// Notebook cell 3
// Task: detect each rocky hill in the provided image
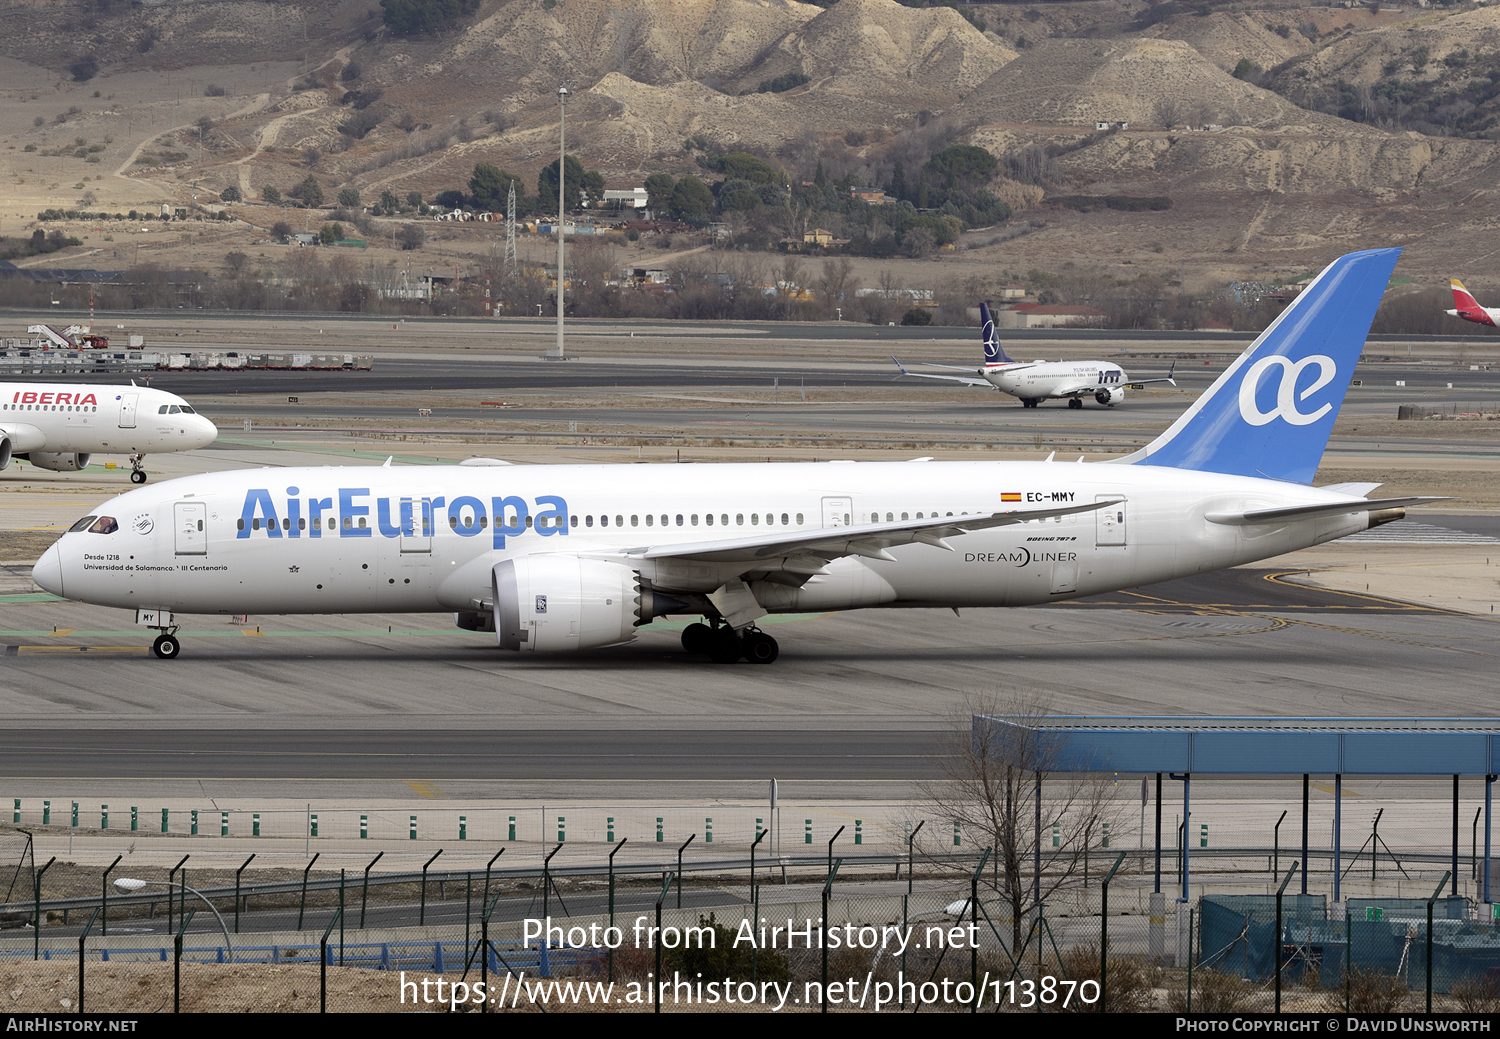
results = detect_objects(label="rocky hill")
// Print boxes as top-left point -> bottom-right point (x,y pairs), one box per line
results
3,0 -> 1500,289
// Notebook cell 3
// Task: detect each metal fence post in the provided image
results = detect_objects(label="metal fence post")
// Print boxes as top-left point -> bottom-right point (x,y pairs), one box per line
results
234,854 -> 254,935
676,834 -> 695,908
100,855 -> 122,937
297,853 -> 319,930
907,820 -> 925,895
971,847 -> 991,1012
361,851 -> 383,929
609,837 -> 627,982
76,905 -> 101,1014
173,909 -> 195,1014
320,906 -> 343,1013
654,872 -> 674,1015
1427,871 -> 1450,1013
543,842 -> 562,918
821,858 -> 842,1014
167,854 -> 189,935
420,849 -> 442,926
1100,851 -> 1127,1011
34,856 -> 55,961
1275,862 -> 1299,1013
750,829 -> 767,984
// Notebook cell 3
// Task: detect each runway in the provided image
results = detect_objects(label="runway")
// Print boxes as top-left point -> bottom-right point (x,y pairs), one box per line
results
0,325 -> 1494,799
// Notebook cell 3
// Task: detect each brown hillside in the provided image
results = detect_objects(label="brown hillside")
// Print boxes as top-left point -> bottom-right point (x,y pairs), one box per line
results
1270,6 -> 1500,88
955,37 -> 1322,131
1145,12 -> 1311,73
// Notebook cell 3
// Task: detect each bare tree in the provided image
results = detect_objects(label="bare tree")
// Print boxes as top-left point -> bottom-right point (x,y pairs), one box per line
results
922,693 -> 1123,953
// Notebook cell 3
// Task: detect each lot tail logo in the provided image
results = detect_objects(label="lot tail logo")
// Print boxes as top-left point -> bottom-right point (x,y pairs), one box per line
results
979,302 -> 1014,366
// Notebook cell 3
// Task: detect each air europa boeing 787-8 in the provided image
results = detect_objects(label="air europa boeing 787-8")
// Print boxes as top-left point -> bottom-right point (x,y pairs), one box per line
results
34,248 -> 1433,663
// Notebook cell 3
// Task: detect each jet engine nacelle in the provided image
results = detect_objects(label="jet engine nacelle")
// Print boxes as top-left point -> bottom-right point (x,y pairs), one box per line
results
1094,386 -> 1126,406
0,437 -> 11,471
27,451 -> 90,472
492,556 -> 686,652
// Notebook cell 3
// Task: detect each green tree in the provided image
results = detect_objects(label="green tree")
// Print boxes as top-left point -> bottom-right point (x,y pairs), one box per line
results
671,175 -> 714,225
261,185 -> 281,205
469,162 -> 522,211
537,155 -> 585,212
644,172 -> 676,214
220,186 -> 242,203
580,169 -> 606,208
337,186 -> 361,208
925,145 -> 998,188
319,222 -> 344,245
406,191 -> 423,209
293,176 -> 324,208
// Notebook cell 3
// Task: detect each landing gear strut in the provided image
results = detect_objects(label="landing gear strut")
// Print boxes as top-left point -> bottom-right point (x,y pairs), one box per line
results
129,455 -> 147,484
680,620 -> 779,664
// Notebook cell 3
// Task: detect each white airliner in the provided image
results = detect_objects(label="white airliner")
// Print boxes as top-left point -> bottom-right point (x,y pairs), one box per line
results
892,302 -> 1175,408
0,382 -> 216,482
1445,278 -> 1500,327
33,248 -> 1431,662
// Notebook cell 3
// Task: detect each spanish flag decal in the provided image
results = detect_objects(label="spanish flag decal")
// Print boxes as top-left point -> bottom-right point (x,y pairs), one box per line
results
1001,492 -> 1022,502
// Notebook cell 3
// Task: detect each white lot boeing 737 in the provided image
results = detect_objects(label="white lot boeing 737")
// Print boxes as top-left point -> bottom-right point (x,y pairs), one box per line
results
892,302 -> 1175,408
0,382 -> 216,482
34,248 -> 1431,662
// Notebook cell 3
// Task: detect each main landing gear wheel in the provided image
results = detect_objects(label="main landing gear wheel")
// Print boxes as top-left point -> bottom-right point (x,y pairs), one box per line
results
151,633 -> 180,659
1068,397 -> 1083,410
741,629 -> 779,665
707,626 -> 743,664
681,622 -> 713,655
1020,399 -> 1039,409
130,470 -> 146,484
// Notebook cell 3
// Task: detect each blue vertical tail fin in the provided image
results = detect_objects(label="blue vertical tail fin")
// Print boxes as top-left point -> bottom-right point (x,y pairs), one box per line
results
1118,247 -> 1399,484
980,302 -> 1015,365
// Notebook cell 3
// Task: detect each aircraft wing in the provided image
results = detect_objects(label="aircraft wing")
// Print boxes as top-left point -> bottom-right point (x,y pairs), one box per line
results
1128,361 -> 1177,389
629,500 -> 1113,566
891,356 -> 991,388
0,424 -> 47,452
1205,496 -> 1448,525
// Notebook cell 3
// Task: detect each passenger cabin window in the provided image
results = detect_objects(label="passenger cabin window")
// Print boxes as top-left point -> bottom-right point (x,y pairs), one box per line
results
88,517 -> 117,534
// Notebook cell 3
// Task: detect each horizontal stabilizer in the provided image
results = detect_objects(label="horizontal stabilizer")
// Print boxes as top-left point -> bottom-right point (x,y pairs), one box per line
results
1205,496 -> 1448,525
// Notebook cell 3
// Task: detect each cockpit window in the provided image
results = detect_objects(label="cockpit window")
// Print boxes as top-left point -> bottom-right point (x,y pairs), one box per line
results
178,405 -> 195,414
168,405 -> 181,415
69,515 -> 97,532
158,405 -> 169,414
87,516 -> 118,534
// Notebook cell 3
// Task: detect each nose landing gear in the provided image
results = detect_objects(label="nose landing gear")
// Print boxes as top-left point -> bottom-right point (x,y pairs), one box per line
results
151,632 -> 180,659
129,456 -> 147,484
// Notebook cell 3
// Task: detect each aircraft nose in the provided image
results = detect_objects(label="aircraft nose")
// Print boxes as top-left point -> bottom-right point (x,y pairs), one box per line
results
192,419 -> 219,448
33,542 -> 63,597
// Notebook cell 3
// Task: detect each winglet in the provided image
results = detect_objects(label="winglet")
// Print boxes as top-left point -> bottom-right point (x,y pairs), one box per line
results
891,355 -> 909,375
383,456 -> 393,467
1167,359 -> 1177,387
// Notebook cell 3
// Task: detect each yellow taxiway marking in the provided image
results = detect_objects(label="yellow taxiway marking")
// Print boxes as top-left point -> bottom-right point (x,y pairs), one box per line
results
1312,782 -> 1362,798
406,781 -> 448,800
240,628 -> 265,637
44,629 -> 76,637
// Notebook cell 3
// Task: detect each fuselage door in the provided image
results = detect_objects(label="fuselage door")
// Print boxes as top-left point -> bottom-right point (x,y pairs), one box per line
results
821,496 -> 851,528
117,394 -> 137,429
174,501 -> 206,555
399,497 -> 432,553
1096,495 -> 1127,547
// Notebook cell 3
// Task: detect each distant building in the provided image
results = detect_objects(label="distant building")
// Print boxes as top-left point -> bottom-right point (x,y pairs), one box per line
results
601,188 -> 649,209
993,304 -> 1107,329
851,189 -> 894,205
803,228 -> 834,246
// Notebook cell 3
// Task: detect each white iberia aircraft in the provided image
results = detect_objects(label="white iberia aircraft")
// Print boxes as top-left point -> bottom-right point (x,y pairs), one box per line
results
34,248 -> 1434,663
1445,278 -> 1500,327
892,302 -> 1175,408
0,382 -> 216,482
